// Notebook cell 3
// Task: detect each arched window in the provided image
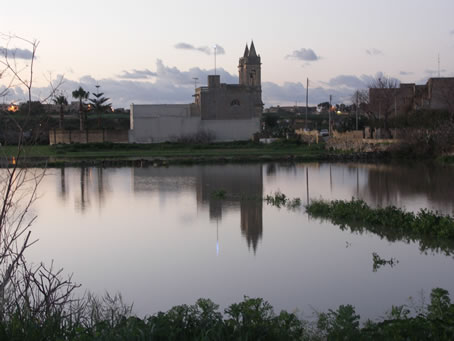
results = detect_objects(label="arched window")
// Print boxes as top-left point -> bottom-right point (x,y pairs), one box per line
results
230,99 -> 240,106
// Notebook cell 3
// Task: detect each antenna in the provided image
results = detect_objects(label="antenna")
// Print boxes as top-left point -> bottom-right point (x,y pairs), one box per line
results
305,78 -> 309,130
213,44 -> 217,75
192,77 -> 198,91
438,53 -> 440,77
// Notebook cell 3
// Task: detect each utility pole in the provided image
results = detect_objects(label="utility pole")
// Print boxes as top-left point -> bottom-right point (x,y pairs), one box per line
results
329,94 -> 332,137
305,78 -> 309,130
356,91 -> 359,130
394,96 -> 397,116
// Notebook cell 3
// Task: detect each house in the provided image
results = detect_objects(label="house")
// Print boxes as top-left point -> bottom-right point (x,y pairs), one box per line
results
368,77 -> 454,118
129,42 -> 263,143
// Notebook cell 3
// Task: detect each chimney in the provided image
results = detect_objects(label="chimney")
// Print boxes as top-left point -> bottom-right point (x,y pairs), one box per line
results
208,75 -> 220,88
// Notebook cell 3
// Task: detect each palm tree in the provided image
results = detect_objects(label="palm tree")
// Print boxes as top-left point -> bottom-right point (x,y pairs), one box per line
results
89,85 -> 111,128
72,87 -> 89,131
53,95 -> 68,129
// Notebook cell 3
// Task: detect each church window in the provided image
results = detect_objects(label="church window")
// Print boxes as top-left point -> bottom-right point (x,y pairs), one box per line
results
231,99 -> 240,106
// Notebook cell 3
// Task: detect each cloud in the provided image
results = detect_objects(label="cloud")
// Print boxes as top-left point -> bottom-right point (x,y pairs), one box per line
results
0,47 -> 34,60
327,74 -> 375,89
365,48 -> 383,56
399,71 -> 413,76
117,69 -> 157,79
286,48 -> 320,61
262,81 -> 355,107
3,60 -> 391,109
425,69 -> 446,76
174,42 -> 225,55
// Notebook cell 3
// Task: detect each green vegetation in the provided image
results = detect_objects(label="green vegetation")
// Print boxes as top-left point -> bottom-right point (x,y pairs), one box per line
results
0,141 -> 338,166
2,289 -> 454,340
306,198 -> 454,255
264,191 -> 302,209
439,155 -> 454,164
372,252 -> 399,272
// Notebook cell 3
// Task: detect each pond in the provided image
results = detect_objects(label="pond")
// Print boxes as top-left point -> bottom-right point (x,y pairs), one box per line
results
26,161 -> 454,320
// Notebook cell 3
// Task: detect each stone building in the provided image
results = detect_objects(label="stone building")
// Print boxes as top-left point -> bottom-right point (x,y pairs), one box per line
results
129,42 -> 263,143
368,77 -> 454,118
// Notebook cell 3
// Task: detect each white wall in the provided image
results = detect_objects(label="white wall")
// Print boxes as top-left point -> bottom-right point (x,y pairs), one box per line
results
129,104 -> 260,143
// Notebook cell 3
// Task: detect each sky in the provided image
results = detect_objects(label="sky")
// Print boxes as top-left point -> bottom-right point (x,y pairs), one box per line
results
1,0 -> 454,108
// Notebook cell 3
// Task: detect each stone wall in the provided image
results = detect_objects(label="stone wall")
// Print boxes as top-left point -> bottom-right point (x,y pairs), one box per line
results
327,137 -> 398,152
295,129 -> 319,143
49,129 -> 129,145
333,130 -> 364,139
199,84 -> 261,120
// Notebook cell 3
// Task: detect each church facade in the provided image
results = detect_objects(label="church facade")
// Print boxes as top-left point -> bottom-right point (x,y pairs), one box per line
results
129,42 -> 263,143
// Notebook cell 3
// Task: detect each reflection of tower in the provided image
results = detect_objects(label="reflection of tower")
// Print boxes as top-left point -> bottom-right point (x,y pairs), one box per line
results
196,164 -> 263,253
240,197 -> 263,253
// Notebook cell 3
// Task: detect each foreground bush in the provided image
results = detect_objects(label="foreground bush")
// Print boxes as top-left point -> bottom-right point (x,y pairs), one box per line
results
2,289 -> 454,340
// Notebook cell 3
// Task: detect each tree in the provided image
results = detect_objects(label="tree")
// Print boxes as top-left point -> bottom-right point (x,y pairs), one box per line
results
89,85 -> 111,128
0,34 -> 79,323
72,86 -> 89,131
368,75 -> 400,137
0,34 -> 63,117
351,89 -> 369,113
317,102 -> 331,112
53,94 -> 68,129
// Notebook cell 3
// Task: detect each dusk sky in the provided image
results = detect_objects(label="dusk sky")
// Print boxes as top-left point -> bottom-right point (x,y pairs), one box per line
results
1,0 -> 454,108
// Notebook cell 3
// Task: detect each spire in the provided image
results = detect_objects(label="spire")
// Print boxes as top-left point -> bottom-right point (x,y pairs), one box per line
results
249,40 -> 257,57
243,43 -> 249,57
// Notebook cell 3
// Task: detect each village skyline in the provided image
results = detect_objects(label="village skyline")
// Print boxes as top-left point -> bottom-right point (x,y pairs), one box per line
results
1,0 -> 454,108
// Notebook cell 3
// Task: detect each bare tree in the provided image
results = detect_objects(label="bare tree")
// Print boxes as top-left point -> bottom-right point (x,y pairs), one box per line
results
0,34 -> 132,331
0,34 -> 79,323
368,75 -> 400,137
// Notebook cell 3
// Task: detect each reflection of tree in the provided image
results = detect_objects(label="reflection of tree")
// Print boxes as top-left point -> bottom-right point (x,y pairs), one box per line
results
59,168 -> 67,201
362,163 -> 454,212
96,167 -> 110,209
76,167 -> 90,212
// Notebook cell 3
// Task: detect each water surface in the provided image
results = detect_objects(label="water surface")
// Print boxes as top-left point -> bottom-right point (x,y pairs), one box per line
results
27,161 -> 454,319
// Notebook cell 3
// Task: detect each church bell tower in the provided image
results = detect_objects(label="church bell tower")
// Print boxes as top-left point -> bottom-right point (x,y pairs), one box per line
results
238,41 -> 261,87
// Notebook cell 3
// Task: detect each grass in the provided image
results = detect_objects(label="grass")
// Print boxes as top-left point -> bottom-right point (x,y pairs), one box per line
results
0,141 -> 333,165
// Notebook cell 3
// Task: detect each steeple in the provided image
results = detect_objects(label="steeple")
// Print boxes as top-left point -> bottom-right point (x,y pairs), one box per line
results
249,41 -> 257,57
238,41 -> 261,88
243,43 -> 249,58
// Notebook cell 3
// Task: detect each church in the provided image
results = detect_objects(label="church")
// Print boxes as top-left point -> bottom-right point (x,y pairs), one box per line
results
129,42 -> 263,143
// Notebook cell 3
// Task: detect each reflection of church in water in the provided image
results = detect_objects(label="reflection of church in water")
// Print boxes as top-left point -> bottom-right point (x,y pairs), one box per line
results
133,165 -> 263,252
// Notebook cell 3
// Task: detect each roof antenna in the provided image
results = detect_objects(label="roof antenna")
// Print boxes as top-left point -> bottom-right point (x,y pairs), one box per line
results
438,53 -> 440,77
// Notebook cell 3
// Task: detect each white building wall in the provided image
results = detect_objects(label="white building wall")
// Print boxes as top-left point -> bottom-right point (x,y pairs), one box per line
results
129,104 -> 260,143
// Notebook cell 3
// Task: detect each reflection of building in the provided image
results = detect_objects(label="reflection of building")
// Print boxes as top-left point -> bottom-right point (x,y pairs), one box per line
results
132,165 -> 263,252
360,163 -> 454,213
195,165 -> 263,252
